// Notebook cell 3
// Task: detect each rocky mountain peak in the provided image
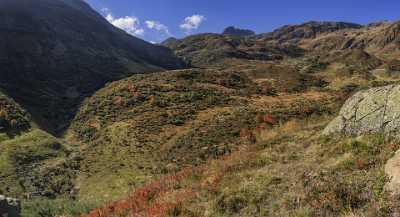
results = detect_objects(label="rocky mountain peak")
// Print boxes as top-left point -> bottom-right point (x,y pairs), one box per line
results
222,26 -> 255,37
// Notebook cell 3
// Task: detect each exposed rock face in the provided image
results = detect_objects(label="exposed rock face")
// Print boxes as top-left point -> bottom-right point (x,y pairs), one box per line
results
0,196 -> 20,217
162,33 -> 304,67
259,21 -> 363,43
323,85 -> 400,136
374,22 -> 400,47
222,26 -> 255,37
323,85 -> 400,195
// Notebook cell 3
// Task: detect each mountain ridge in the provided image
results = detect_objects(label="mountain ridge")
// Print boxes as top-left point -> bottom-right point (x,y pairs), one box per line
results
222,26 -> 256,37
0,0 -> 185,133
2,3 -> 400,216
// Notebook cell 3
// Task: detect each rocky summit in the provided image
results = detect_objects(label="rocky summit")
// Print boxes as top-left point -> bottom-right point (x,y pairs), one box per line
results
222,26 -> 256,37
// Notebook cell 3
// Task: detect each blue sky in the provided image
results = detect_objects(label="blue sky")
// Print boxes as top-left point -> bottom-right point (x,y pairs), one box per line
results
86,0 -> 400,43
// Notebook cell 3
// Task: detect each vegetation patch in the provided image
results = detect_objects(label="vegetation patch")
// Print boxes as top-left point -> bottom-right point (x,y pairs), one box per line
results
0,92 -> 30,135
0,129 -> 76,198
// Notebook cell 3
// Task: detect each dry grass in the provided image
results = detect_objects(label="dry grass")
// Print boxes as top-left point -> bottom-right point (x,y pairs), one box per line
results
80,115 -> 399,217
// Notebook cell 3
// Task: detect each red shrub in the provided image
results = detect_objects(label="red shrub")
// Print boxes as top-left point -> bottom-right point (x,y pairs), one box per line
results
386,143 -> 400,151
355,159 -> 366,170
80,168 -> 198,217
262,114 -> 277,125
114,96 -> 124,105
256,114 -> 277,125
126,82 -> 138,94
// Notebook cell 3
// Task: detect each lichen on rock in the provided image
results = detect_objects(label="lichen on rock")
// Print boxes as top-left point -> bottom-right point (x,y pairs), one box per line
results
323,85 -> 400,136
324,84 -> 400,195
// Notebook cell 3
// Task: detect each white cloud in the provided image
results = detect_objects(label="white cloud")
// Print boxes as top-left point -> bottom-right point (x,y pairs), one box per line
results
180,14 -> 206,32
145,20 -> 172,36
103,8 -> 144,36
101,7 -> 111,14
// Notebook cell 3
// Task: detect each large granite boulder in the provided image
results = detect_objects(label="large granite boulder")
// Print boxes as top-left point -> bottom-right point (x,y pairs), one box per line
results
0,195 -> 20,217
323,84 -> 400,194
323,85 -> 400,136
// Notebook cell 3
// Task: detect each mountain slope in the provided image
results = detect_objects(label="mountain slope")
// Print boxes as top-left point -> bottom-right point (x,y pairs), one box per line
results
294,21 -> 400,60
162,33 -> 304,67
0,91 -> 30,135
162,21 -> 366,67
0,0 -> 184,133
65,62 -> 338,201
0,91 -> 75,199
4,14 -> 400,216
259,21 -> 363,43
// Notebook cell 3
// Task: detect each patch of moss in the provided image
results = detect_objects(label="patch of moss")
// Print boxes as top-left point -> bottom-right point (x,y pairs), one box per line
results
0,129 -> 76,198
21,197 -> 96,217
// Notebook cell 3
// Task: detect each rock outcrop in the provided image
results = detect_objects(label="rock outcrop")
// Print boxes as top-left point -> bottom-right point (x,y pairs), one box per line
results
162,33 -> 304,67
259,21 -> 363,43
222,26 -> 255,37
323,85 -> 400,136
324,85 -> 400,195
0,196 -> 20,217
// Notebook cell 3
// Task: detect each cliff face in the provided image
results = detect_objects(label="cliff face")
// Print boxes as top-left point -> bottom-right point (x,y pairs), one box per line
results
0,0 -> 184,132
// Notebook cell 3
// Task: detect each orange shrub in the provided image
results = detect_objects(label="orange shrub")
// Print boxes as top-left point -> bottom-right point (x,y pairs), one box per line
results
80,168 -> 197,217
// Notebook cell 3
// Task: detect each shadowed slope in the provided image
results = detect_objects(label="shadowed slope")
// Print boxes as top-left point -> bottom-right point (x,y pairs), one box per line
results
0,0 -> 185,133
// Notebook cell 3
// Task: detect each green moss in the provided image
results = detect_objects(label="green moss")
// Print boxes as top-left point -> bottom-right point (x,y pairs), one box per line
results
0,129 -> 75,197
21,197 -> 96,217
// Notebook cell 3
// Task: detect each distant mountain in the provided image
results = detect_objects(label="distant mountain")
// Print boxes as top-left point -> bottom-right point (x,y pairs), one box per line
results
222,26 -> 255,37
162,33 -> 304,67
161,37 -> 179,47
0,0 -> 185,133
298,21 -> 400,59
163,21 -> 400,68
259,21 -> 363,43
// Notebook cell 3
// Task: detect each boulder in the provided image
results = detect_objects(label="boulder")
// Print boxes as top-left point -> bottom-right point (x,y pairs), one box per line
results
323,85 -> 400,136
323,84 -> 400,195
0,195 -> 21,217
